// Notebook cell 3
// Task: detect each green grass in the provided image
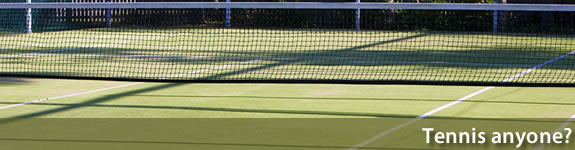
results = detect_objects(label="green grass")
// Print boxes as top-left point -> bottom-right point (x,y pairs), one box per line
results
1,28 -> 575,84
0,78 -> 574,118
0,78 -> 574,150
1,28 -> 575,149
0,78 -> 476,118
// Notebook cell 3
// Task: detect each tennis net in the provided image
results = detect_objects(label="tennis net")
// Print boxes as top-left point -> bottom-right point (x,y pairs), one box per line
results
1,2 -> 575,86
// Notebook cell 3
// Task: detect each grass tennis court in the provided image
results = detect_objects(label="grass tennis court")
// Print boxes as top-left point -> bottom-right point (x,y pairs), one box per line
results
3,2 -> 575,149
1,78 -> 575,118
0,78 -> 574,150
2,28 -> 575,84
1,29 -> 575,150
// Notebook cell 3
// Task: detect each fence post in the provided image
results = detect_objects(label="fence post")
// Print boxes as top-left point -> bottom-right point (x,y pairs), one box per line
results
26,0 -> 32,33
492,0 -> 498,33
106,0 -> 111,27
355,0 -> 360,30
226,0 -> 231,27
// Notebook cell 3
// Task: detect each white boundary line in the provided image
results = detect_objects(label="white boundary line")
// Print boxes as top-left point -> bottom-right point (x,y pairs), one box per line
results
532,113 -> 575,150
0,45 -> 97,59
347,50 -> 575,150
417,86 -> 494,119
0,60 -> 260,111
0,34 -> 145,50
0,82 -> 142,110
0,32 -> 192,109
0,36 -> 167,59
0,38 -> 84,50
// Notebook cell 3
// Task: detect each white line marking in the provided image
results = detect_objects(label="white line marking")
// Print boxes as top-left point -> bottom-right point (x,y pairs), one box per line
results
346,86 -> 495,150
0,60 -> 260,111
0,35 -> 168,59
0,45 -> 96,59
502,50 -> 575,83
0,35 -> 119,50
0,82 -> 142,110
384,60 -> 532,68
347,50 -> 575,150
417,86 -> 494,118
347,118 -> 422,150
0,39 -> 85,50
532,114 -> 575,150
0,33 -> 171,50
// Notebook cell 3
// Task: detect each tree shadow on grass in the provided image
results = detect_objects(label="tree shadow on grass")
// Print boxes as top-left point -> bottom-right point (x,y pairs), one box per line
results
2,31 -> 574,84
1,32 -> 573,120
0,138 -> 431,150
0,34 -> 428,120
2,27 -> 574,150
0,101 -> 569,123
0,77 -> 29,85
2,101 -> 418,118
3,83 -> 182,119
129,94 -> 575,106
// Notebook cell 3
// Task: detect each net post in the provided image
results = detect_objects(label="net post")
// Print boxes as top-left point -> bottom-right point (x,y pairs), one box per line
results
105,0 -> 111,27
355,0 -> 360,30
225,0 -> 231,28
493,0 -> 498,33
26,0 -> 32,33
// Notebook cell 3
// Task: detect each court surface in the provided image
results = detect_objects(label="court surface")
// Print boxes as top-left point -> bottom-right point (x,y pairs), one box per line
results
2,28 -> 575,84
0,78 -> 575,150
0,78 -> 574,118
1,29 -> 575,149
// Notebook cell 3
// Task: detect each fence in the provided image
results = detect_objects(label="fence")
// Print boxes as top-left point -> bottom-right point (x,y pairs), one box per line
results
2,0 -> 575,34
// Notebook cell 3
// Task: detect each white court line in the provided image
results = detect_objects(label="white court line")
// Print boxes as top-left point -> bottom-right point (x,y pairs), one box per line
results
532,113 -> 575,150
0,33 -> 183,108
0,39 -> 84,50
346,50 -> 575,150
0,36 -> 167,59
0,46 -> 96,59
0,33 -> 170,50
0,60 -> 261,111
0,82 -> 142,110
417,86 -> 494,119
0,34 -> 123,50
